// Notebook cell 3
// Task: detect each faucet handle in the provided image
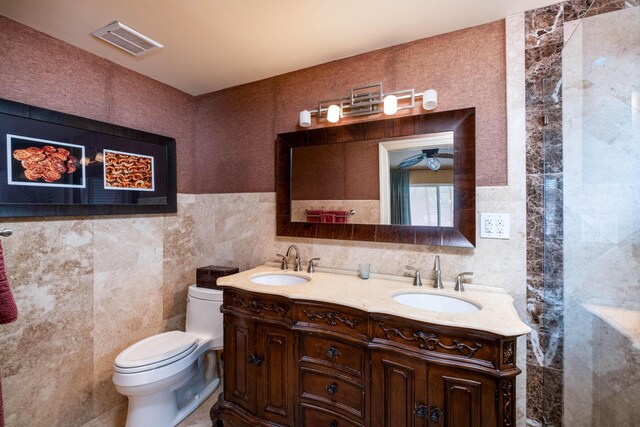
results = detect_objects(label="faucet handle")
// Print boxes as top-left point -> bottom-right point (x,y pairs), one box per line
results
406,266 -> 422,287
433,255 -> 441,271
454,272 -> 473,292
307,258 -> 320,273
276,253 -> 288,270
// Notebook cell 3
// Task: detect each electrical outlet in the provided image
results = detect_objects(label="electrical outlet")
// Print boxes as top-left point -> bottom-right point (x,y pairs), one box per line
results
480,213 -> 510,239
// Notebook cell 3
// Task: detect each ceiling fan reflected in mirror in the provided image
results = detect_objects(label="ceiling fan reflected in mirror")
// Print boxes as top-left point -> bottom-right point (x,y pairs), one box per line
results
396,149 -> 453,171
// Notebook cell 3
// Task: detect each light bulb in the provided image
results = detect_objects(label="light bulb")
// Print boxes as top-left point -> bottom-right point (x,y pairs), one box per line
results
422,89 -> 437,110
327,104 -> 340,123
299,110 -> 311,127
383,95 -> 398,115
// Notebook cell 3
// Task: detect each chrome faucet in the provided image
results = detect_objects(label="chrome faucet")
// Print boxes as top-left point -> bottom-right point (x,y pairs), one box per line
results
276,253 -> 288,270
285,245 -> 303,271
454,272 -> 473,292
406,266 -> 422,287
307,258 -> 320,273
433,255 -> 444,289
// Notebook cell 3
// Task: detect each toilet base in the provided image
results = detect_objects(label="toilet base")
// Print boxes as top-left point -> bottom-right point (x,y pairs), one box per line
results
122,351 -> 221,427
174,377 -> 220,426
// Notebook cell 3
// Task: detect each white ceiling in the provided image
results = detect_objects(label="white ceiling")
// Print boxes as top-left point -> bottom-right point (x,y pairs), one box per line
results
0,0 -> 561,96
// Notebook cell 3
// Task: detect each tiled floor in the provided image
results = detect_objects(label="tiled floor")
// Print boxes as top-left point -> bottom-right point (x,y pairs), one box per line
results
177,385 -> 222,427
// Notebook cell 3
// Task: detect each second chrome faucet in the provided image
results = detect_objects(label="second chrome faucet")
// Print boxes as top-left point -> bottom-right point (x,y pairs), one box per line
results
278,245 -> 318,273
433,255 -> 444,289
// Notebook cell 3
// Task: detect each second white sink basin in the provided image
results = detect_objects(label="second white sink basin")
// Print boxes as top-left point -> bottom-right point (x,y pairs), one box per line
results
250,274 -> 310,286
393,292 -> 480,313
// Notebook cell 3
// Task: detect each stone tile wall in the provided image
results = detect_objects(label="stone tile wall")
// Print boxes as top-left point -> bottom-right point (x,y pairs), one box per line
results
523,0 -> 638,425
0,195 -> 196,426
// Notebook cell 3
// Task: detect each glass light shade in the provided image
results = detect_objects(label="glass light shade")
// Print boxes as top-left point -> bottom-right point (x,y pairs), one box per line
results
327,104 -> 340,123
299,110 -> 311,127
422,89 -> 438,110
383,95 -> 398,115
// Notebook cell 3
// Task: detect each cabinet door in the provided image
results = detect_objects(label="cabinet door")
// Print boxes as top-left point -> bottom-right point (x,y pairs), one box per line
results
223,314 -> 256,413
427,365 -> 496,427
255,323 -> 295,426
371,351 -> 429,427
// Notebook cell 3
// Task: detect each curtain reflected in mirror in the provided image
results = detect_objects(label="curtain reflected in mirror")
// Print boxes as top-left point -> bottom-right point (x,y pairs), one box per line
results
390,169 -> 410,225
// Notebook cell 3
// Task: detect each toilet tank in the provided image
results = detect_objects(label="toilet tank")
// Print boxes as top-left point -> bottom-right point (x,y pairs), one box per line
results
186,285 -> 223,340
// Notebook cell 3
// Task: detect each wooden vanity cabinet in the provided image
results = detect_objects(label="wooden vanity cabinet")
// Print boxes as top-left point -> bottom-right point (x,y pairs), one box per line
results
211,290 -> 521,427
370,350 -> 429,426
216,290 -> 295,426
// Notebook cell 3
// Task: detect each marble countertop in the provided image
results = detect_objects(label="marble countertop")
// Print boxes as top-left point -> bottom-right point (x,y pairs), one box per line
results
217,264 -> 531,337
584,304 -> 640,350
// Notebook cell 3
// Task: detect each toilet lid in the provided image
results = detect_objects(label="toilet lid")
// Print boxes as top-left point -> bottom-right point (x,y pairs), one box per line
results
115,331 -> 199,369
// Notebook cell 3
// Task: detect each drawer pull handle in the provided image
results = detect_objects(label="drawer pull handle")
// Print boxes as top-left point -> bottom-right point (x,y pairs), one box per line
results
246,353 -> 263,367
326,383 -> 339,396
415,405 -> 428,418
429,407 -> 443,422
326,347 -> 340,359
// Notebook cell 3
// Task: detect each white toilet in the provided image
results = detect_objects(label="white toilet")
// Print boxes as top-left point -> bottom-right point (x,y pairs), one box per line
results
113,285 -> 223,427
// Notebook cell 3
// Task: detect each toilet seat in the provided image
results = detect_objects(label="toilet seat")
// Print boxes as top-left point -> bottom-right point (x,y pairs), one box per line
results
115,331 -> 200,374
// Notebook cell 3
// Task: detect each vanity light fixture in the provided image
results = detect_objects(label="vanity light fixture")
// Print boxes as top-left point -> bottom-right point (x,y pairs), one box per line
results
383,94 -> 398,115
326,104 -> 341,123
298,82 -> 437,127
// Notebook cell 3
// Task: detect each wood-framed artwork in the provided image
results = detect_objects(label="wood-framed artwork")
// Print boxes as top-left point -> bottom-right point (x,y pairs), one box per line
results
0,98 -> 177,218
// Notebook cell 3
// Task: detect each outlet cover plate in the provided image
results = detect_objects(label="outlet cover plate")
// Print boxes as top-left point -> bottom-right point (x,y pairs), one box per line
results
480,213 -> 510,239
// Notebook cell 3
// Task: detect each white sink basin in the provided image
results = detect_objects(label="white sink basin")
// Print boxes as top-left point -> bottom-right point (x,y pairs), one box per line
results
393,292 -> 480,313
250,274 -> 310,286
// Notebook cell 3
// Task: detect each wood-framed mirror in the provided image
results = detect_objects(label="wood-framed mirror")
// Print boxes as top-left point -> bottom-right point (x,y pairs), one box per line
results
276,108 -> 476,247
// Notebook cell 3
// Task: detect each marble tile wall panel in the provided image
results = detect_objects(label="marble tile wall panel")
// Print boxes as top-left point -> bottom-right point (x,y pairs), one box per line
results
524,1 -> 564,424
0,195 -> 198,425
93,263 -> 164,415
524,2 -> 639,425
163,195 -> 197,322
565,0 -> 625,21
0,220 -> 95,426
525,3 -> 565,48
194,192 -> 281,271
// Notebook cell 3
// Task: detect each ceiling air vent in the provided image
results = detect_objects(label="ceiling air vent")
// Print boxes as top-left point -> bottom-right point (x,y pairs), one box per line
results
91,21 -> 162,56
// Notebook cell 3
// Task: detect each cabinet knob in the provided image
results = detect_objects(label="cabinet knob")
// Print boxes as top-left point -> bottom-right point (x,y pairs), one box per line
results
246,353 -> 263,367
429,407 -> 443,422
415,405 -> 428,418
326,383 -> 339,396
326,347 -> 340,359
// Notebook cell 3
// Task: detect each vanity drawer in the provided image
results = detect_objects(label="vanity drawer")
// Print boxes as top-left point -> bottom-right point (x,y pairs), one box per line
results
296,302 -> 368,340
372,314 -> 497,368
223,290 -> 292,323
300,367 -> 365,420
300,403 -> 365,427
300,333 -> 365,378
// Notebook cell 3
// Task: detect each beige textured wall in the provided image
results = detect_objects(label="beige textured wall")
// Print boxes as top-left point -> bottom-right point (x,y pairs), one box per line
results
194,19 -> 508,193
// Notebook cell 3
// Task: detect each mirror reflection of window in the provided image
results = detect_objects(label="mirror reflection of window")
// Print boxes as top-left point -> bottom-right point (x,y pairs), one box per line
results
409,184 -> 453,227
380,132 -> 454,226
